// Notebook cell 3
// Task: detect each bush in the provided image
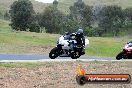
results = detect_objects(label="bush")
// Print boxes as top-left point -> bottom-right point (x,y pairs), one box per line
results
84,27 -> 95,37
29,22 -> 40,33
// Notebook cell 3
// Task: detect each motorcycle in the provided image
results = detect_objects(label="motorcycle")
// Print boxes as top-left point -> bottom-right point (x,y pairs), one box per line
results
49,33 -> 89,59
116,41 -> 132,60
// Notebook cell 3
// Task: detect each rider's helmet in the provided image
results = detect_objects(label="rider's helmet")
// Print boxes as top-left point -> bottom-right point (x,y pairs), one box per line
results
76,28 -> 84,37
128,42 -> 132,47
77,28 -> 83,33
65,32 -> 70,35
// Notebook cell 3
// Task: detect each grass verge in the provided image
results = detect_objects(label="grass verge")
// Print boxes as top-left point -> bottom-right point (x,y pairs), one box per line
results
0,61 -> 132,88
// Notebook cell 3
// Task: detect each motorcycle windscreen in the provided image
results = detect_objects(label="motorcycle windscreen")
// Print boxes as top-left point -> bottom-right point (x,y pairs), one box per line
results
85,39 -> 89,46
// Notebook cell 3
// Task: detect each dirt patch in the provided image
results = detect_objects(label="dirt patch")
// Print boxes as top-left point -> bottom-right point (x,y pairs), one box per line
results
26,46 -> 53,54
0,45 -> 54,54
0,61 -> 132,88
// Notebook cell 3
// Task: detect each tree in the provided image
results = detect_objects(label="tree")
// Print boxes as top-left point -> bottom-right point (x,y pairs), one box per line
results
0,12 -> 2,19
53,0 -> 58,8
9,0 -> 35,31
29,21 -> 40,33
123,8 -> 132,28
61,15 -> 80,33
98,5 -> 124,36
82,5 -> 93,28
84,27 -> 95,36
39,1 -> 64,33
4,11 -> 10,20
69,0 -> 92,28
124,8 -> 132,21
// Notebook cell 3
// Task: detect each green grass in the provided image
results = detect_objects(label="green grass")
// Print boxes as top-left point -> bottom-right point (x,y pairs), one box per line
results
0,62 -> 44,68
0,19 -> 131,57
0,32 -> 58,46
86,37 -> 131,57
0,20 -> 58,46
0,62 -> 73,68
0,19 -> 59,54
0,61 -> 131,68
0,20 -> 11,32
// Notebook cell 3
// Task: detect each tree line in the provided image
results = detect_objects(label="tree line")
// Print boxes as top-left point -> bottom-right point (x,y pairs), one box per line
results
8,0 -> 132,36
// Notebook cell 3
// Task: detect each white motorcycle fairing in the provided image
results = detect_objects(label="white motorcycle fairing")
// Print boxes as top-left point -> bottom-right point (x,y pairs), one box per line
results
85,38 -> 89,46
58,35 -> 89,49
58,36 -> 70,49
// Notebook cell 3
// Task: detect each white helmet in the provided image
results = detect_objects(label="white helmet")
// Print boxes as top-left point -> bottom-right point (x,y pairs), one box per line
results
128,43 -> 132,47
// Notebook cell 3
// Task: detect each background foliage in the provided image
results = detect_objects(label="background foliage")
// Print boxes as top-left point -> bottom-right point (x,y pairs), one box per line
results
1,0 -> 132,36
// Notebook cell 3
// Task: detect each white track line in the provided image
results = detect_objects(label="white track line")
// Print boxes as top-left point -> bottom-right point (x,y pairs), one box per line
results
0,59 -> 132,62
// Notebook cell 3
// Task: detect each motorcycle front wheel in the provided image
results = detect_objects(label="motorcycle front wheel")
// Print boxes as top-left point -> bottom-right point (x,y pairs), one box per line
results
49,47 -> 59,59
116,51 -> 125,60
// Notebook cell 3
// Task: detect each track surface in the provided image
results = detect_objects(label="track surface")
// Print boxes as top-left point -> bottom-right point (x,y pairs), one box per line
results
0,54 -> 115,62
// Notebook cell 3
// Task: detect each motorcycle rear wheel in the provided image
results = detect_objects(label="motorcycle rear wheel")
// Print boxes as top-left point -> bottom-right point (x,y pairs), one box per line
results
71,52 -> 80,59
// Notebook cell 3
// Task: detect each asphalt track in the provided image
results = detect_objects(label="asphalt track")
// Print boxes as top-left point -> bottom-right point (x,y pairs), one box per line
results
0,54 -> 118,62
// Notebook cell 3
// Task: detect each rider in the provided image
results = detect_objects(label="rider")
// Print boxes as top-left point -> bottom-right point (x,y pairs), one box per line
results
76,28 -> 85,55
76,28 -> 85,46
68,28 -> 86,55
